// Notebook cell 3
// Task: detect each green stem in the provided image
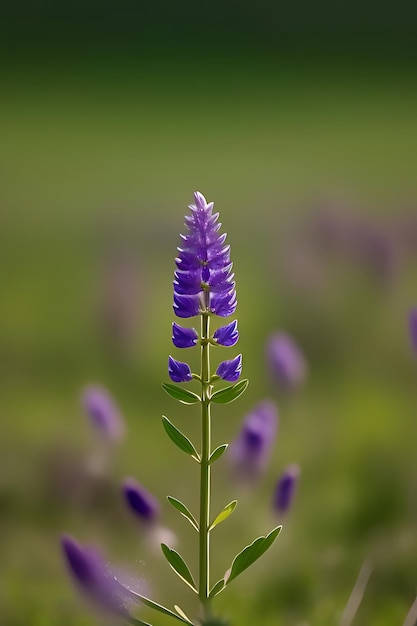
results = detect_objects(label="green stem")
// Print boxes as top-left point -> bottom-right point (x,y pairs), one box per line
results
199,311 -> 212,618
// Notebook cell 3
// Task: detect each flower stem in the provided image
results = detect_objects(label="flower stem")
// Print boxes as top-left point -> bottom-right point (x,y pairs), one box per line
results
199,311 -> 212,618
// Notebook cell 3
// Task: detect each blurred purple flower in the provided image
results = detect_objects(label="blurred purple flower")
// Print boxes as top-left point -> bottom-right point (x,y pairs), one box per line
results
229,400 -> 278,480
216,354 -> 242,382
172,322 -> 198,348
213,320 -> 239,347
266,332 -> 307,390
409,308 -> 417,353
61,534 -> 131,618
168,356 -> 192,382
122,477 -> 160,523
82,385 -> 125,442
173,192 -> 236,318
274,464 -> 300,514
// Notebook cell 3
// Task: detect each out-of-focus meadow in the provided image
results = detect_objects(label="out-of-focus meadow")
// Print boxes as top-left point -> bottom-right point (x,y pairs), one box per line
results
1,5 -> 417,625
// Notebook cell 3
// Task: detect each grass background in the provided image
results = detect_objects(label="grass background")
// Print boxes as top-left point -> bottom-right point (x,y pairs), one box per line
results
1,6 -> 417,624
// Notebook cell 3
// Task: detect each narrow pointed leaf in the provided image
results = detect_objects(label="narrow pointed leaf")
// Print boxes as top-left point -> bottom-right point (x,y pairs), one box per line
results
162,383 -> 200,405
162,416 -> 200,460
209,444 -> 228,464
209,500 -> 237,531
209,578 -> 226,598
127,618 -> 154,626
167,496 -> 199,531
210,379 -> 249,404
224,526 -> 282,585
118,586 -> 192,624
161,543 -> 197,593
174,605 -> 193,623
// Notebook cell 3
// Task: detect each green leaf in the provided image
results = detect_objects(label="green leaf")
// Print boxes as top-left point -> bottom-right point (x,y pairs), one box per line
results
162,383 -> 200,405
118,587 -> 192,624
208,578 -> 226,598
224,526 -> 282,585
161,543 -> 197,593
167,496 -> 199,532
210,379 -> 249,404
174,605 -> 193,623
209,444 -> 228,464
209,500 -> 237,531
162,416 -> 200,461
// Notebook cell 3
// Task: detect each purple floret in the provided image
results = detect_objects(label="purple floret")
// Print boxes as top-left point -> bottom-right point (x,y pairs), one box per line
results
274,464 -> 300,514
216,354 -> 242,382
122,477 -> 159,523
168,356 -> 192,382
213,320 -> 239,347
172,322 -> 199,348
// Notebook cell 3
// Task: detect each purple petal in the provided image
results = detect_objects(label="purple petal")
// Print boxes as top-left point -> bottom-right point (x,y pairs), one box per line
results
172,323 -> 198,348
409,308 -> 417,353
274,464 -> 300,514
216,354 -> 242,382
122,477 -> 159,522
173,292 -> 201,318
213,320 -> 239,347
81,385 -> 125,441
266,332 -> 307,390
168,356 -> 192,382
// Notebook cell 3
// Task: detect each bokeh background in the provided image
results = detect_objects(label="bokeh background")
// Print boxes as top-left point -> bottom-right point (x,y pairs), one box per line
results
1,2 -> 417,625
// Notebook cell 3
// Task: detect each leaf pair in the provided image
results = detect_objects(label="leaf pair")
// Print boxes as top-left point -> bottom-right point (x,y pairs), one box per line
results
162,379 -> 249,406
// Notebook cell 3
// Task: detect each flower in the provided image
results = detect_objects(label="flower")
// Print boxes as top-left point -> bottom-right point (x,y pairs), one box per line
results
273,464 -> 300,514
216,354 -> 242,382
213,320 -> 239,347
229,400 -> 278,480
122,477 -> 160,523
173,192 -> 236,318
172,322 -> 198,348
61,534 -> 131,617
81,385 -> 125,441
409,308 -> 417,353
168,356 -> 192,382
266,332 -> 307,390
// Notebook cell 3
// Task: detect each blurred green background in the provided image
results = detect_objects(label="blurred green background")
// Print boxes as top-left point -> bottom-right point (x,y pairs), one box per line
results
1,2 -> 417,625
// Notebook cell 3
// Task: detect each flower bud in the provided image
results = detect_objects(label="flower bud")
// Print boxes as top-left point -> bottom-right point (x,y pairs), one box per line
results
213,320 -> 239,347
168,356 -> 192,382
274,464 -> 300,514
172,322 -> 198,348
216,354 -> 242,382
122,477 -> 159,523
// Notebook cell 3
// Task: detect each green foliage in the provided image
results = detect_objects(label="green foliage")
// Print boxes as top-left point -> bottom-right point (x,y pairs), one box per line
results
224,526 -> 282,585
208,444 -> 228,464
167,495 -> 199,531
124,588 -> 193,624
161,544 -> 198,593
162,383 -> 201,405
210,380 -> 249,404
209,500 -> 237,531
162,415 -> 200,461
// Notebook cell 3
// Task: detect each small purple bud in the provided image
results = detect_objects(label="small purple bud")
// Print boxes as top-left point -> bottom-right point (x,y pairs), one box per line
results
230,400 -> 278,481
409,308 -> 417,353
266,332 -> 307,390
168,356 -> 192,382
82,385 -> 125,441
216,354 -> 242,382
61,534 -> 129,617
122,477 -> 159,523
213,320 -> 239,347
172,322 -> 199,348
274,464 -> 300,514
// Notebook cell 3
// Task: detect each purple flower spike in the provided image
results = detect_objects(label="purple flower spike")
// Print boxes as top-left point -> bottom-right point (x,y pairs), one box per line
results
213,320 -> 239,347
266,332 -> 307,390
172,322 -> 198,348
409,308 -> 417,353
274,464 -> 300,514
216,354 -> 242,382
61,534 -> 130,617
82,385 -> 125,441
168,356 -> 192,382
173,192 -> 236,318
230,400 -> 278,480
122,477 -> 159,523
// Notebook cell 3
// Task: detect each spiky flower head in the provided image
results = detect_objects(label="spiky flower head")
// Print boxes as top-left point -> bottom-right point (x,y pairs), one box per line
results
173,192 -> 236,318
